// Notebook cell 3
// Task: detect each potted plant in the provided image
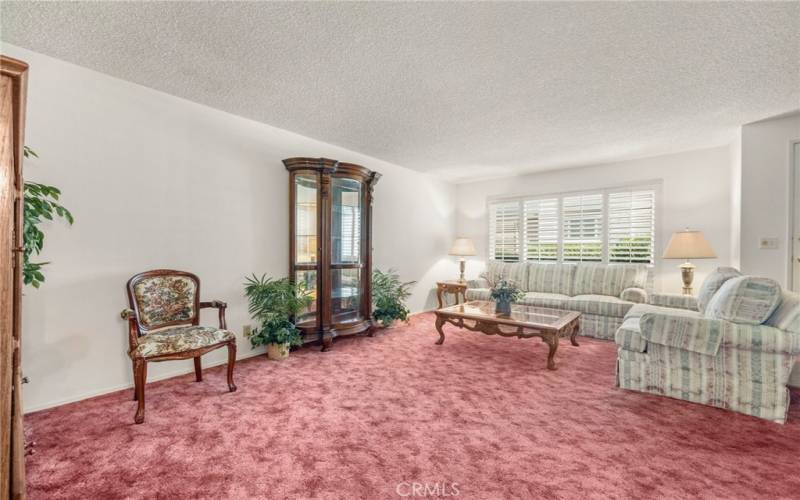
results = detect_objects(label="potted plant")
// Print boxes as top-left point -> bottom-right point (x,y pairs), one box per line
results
244,274 -> 312,360
372,268 -> 415,328
490,278 -> 523,315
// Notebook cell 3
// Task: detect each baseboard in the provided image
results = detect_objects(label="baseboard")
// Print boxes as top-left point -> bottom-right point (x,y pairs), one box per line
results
24,347 -> 267,414
26,312 -> 438,415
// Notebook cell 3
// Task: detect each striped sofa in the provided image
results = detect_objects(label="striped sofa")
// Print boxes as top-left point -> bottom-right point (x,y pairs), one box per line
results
615,267 -> 800,423
465,261 -> 653,340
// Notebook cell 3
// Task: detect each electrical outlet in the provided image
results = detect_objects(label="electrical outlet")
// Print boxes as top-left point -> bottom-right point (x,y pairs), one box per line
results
243,325 -> 252,337
759,237 -> 779,250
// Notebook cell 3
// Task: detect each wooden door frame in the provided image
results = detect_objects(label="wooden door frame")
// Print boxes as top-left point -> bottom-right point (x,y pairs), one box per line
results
1,53 -> 29,500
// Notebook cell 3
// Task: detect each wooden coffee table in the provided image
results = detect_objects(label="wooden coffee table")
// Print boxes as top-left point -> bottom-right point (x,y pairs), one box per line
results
434,300 -> 581,370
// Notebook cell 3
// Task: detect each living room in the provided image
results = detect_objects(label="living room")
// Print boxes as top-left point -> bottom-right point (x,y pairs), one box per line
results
1,2 -> 799,499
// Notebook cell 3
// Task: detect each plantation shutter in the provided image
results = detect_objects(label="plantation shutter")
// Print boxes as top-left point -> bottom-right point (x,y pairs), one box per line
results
608,189 -> 656,263
489,201 -> 520,261
562,193 -> 603,262
523,198 -> 559,261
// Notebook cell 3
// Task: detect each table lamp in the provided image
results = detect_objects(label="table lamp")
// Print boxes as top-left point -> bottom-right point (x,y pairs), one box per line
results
449,237 -> 476,282
662,229 -> 716,295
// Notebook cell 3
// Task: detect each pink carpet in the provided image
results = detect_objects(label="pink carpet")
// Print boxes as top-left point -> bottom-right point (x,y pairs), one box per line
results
25,313 -> 800,499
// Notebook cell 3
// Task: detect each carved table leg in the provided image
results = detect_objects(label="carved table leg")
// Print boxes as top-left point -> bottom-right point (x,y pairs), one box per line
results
570,321 -> 580,347
435,315 -> 446,345
544,334 -> 559,370
436,286 -> 444,309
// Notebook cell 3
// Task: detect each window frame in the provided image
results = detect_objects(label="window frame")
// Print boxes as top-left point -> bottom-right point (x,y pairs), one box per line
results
486,181 -> 662,270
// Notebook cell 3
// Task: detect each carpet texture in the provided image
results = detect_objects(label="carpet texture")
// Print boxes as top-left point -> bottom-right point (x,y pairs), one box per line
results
25,313 -> 800,499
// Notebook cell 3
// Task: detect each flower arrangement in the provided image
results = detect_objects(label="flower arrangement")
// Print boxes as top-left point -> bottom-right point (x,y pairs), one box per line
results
489,278 -> 523,314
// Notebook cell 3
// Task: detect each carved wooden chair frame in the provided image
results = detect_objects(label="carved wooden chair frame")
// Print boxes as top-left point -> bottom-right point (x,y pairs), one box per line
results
121,269 -> 236,424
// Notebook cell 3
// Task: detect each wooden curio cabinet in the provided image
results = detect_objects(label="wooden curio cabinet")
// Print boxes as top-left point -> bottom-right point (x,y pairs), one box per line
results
284,158 -> 381,350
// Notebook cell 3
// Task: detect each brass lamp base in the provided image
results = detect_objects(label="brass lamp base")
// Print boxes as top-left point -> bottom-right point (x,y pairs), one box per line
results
680,262 -> 695,295
458,258 -> 466,283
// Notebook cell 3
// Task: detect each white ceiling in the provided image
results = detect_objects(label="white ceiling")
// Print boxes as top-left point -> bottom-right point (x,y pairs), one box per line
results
2,2 -> 799,183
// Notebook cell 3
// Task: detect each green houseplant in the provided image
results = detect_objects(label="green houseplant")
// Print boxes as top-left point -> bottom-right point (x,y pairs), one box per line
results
372,268 -> 415,328
243,274 -> 312,360
490,278 -> 523,315
23,146 -> 74,288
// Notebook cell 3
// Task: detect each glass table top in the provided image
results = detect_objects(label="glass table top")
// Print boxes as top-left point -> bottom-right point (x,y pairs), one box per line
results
437,300 -> 579,328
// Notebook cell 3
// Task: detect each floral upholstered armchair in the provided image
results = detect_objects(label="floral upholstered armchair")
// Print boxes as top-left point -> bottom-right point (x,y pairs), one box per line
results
121,270 -> 237,424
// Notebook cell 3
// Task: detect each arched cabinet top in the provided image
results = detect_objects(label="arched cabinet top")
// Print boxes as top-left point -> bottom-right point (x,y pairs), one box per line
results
283,157 -> 381,185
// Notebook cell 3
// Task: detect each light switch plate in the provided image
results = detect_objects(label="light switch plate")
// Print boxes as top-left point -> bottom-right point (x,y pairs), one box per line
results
759,237 -> 779,250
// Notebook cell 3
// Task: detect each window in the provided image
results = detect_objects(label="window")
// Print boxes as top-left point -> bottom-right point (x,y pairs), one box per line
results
562,193 -> 603,262
489,201 -> 520,262
488,185 -> 657,265
523,198 -> 559,261
608,189 -> 655,263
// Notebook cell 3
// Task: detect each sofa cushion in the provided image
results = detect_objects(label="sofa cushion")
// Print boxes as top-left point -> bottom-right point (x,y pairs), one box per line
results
572,264 -> 650,297
615,317 -> 647,352
705,276 -> 782,325
625,303 -> 703,321
526,263 -> 576,296
567,295 -> 635,318
765,291 -> 800,335
620,287 -> 647,304
518,291 -> 570,309
134,325 -> 235,358
484,261 -> 528,289
465,288 -> 492,301
696,267 -> 741,313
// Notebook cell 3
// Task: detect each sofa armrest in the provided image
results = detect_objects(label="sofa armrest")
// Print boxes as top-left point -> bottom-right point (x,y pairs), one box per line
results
639,313 -> 724,355
467,278 -> 490,289
648,293 -> 698,311
640,313 -> 800,356
620,287 -> 647,304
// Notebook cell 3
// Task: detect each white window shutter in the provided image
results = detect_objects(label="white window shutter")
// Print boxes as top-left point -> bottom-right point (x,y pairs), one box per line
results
489,201 -> 521,262
608,189 -> 656,264
523,198 -> 559,261
562,193 -> 604,262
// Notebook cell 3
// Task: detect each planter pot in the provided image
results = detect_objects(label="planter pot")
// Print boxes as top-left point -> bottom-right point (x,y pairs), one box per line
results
495,299 -> 511,315
267,342 -> 290,361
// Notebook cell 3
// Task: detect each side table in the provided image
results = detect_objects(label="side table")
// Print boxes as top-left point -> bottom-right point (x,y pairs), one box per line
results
436,281 -> 468,309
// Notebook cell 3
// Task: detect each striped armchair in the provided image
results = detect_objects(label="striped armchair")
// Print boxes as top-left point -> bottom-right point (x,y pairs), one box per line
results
616,269 -> 800,423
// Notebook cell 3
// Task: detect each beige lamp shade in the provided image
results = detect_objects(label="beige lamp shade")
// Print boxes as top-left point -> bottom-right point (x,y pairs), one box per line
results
662,230 -> 716,259
449,237 -> 476,256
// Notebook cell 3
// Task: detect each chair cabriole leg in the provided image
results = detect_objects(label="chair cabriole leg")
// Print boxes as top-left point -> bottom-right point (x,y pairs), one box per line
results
226,342 -> 237,392
134,358 -> 146,424
194,356 -> 202,382
132,359 -> 138,401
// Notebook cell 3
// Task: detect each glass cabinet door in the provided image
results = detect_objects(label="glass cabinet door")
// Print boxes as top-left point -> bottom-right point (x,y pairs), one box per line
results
295,174 -> 318,265
294,173 -> 318,326
286,157 -> 379,346
331,177 -> 363,323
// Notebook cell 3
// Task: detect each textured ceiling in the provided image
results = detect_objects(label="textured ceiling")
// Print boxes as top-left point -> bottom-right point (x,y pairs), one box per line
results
2,2 -> 799,182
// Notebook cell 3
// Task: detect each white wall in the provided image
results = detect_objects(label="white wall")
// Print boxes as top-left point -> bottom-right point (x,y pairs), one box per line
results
740,112 -> 800,287
5,44 -> 457,412
455,146 -> 735,294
